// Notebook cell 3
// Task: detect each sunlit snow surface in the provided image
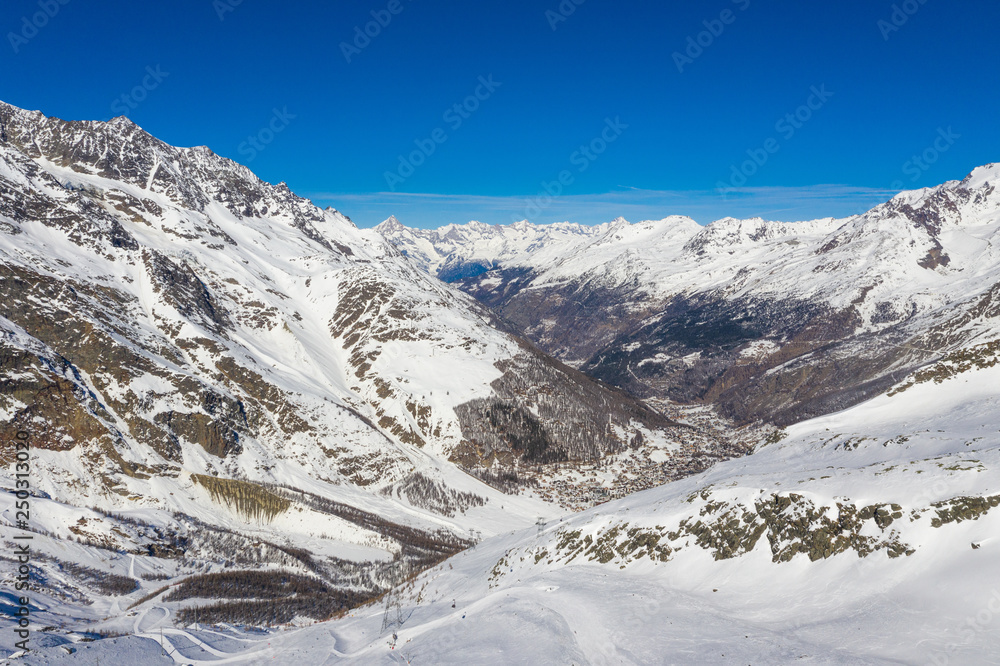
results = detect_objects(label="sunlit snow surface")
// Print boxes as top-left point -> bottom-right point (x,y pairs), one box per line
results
12,361 -> 998,664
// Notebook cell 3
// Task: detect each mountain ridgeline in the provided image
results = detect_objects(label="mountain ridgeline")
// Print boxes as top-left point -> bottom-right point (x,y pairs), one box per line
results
378,173 -> 1000,426
2,102 -> 999,661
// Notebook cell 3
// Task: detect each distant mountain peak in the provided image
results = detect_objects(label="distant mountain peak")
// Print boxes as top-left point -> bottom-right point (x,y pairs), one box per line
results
379,166 -> 1000,427
107,114 -> 140,129
960,162 -> 1000,190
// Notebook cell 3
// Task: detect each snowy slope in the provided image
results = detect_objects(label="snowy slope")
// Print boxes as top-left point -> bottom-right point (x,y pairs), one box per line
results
374,216 -> 612,282
354,341 -> 1000,664
22,338 -> 998,664
0,102 -> 549,525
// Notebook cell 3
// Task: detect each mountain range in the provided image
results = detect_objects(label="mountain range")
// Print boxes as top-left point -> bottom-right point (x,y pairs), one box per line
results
378,174 -> 1000,426
1,101 -> 998,664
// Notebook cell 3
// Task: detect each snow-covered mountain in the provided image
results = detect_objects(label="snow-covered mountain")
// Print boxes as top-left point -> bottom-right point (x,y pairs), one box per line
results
379,172 -> 1000,426
24,329 -> 1000,663
0,101 -> 715,642
374,216 -> 613,282
3,99 -> 999,665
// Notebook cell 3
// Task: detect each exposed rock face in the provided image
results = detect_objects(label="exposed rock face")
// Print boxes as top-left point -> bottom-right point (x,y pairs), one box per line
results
0,341 -> 109,452
539,494 -> 914,569
0,103 -> 344,256
452,343 -> 678,472
380,172 -> 1000,425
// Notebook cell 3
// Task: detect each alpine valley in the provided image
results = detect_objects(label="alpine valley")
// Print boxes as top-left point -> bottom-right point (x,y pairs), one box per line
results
2,102 -> 999,664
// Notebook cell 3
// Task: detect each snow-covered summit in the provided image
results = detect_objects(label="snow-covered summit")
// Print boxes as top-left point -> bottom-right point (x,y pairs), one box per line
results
374,216 -> 613,279
960,161 -> 1000,190
374,214 -> 405,233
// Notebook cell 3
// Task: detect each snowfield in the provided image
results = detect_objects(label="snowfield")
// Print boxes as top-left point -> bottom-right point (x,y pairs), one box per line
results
10,349 -> 998,664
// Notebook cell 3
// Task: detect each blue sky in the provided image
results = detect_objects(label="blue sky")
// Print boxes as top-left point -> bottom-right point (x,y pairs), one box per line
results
2,0 -> 998,228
